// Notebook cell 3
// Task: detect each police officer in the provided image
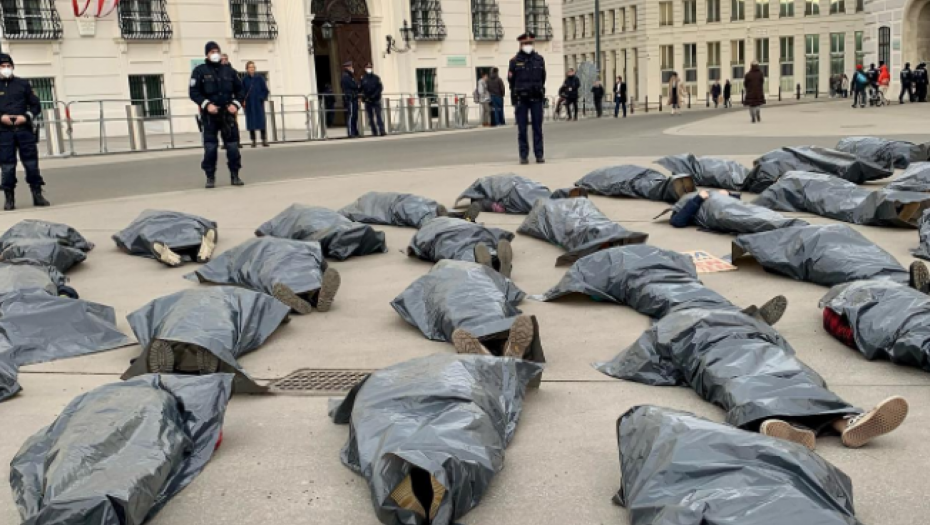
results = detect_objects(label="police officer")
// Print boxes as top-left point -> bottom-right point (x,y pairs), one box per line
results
190,41 -> 244,189
0,54 -> 48,211
360,62 -> 386,136
341,61 -> 360,138
899,62 -> 914,104
508,32 -> 546,165
916,63 -> 929,102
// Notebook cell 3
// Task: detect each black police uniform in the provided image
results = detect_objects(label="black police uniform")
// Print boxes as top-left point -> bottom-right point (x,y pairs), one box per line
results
562,75 -> 581,120
189,59 -> 244,182
508,48 -> 546,162
360,72 -> 385,136
916,65 -> 929,102
899,65 -> 914,103
341,70 -> 360,137
0,72 -> 43,193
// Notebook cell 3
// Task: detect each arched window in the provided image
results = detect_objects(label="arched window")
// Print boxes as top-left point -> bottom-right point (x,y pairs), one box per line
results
878,26 -> 891,65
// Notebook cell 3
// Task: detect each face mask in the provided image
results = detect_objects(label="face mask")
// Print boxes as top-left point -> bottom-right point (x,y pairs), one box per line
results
209,53 -> 221,63
365,68 -> 372,74
522,45 -> 534,54
0,68 -> 11,79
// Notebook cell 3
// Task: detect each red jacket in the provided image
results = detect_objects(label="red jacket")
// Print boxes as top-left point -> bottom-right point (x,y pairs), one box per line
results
879,65 -> 891,86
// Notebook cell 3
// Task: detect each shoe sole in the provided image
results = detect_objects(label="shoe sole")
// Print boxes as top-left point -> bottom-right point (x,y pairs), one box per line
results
897,202 -> 921,224
452,328 -> 491,355
842,396 -> 909,448
497,239 -> 513,279
759,295 -> 788,326
147,339 -> 175,373
196,347 -> 220,374
436,204 -> 449,217
197,229 -> 217,263
568,187 -> 589,199
474,243 -> 493,269
463,201 -> 482,223
390,475 -> 427,518
910,261 -> 929,292
152,242 -> 182,267
760,419 -> 817,451
316,268 -> 341,313
503,315 -> 534,358
671,176 -> 696,199
272,282 -> 314,315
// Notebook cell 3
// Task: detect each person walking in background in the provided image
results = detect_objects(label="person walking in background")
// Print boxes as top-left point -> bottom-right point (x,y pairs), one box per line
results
899,62 -> 914,103
562,68 -> 580,121
723,79 -> 732,108
360,62 -> 386,137
711,80 -> 722,108
476,72 -> 491,127
613,76 -> 627,118
878,62 -> 891,103
242,61 -> 269,148
592,80 -> 605,118
508,32 -> 547,164
743,60 -> 766,124
851,65 -> 868,108
841,74 -> 849,97
341,61 -> 360,138
487,67 -> 506,126
866,63 -> 879,106
667,72 -> 687,115
914,63 -> 928,102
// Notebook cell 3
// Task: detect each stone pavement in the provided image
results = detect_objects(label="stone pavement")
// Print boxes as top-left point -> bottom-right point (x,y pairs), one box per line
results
1,102 -> 929,525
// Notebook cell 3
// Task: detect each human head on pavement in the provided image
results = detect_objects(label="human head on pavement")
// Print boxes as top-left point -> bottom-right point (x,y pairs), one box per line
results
0,54 -> 13,79
517,32 -> 535,54
205,41 -> 221,63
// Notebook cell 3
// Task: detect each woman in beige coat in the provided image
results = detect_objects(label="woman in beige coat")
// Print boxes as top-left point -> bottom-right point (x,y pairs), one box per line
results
668,72 -> 689,115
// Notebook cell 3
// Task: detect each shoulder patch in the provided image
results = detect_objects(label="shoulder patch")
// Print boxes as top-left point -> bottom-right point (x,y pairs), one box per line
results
190,78 -> 197,87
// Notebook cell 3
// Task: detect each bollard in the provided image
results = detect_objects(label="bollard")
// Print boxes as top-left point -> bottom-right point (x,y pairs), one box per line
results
125,105 -> 147,151
630,100 -> 635,115
659,95 -> 663,112
441,97 -> 450,128
706,92 -> 710,108
645,96 -> 649,113
43,107 -> 65,156
815,89 -> 819,99
359,102 -> 368,137
268,100 -> 279,142
405,98 -> 415,132
419,98 -> 429,131
688,92 -> 691,109
318,101 -> 329,139
384,98 -> 393,133
796,83 -> 801,100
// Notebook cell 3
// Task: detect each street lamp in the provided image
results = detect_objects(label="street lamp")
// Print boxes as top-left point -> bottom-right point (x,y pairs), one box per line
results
386,20 -> 413,54
320,21 -> 334,41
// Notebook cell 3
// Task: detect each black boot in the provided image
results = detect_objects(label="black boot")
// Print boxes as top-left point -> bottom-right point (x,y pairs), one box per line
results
231,172 -> 245,186
31,186 -> 50,207
3,189 -> 13,211
205,174 -> 216,189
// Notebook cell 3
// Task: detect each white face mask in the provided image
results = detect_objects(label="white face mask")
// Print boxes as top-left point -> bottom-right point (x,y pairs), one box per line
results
209,52 -> 221,63
0,68 -> 11,79
522,45 -> 534,54
365,68 -> 373,74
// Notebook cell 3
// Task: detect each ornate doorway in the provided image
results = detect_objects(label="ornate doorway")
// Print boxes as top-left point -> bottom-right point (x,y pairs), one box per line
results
312,0 -> 372,89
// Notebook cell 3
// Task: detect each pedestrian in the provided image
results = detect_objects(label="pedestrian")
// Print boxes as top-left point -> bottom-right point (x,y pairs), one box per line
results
915,63 -> 928,102
878,61 -> 891,104
242,61 -> 270,148
723,79 -> 732,108
221,53 -> 229,66
508,32 -> 547,164
899,62 -> 914,103
0,54 -> 49,210
841,74 -> 849,97
743,60 -> 766,124
866,63 -> 879,105
341,61 -> 360,137
360,62 -> 386,136
190,41 -> 244,189
711,80 -> 722,108
487,67 -> 506,126
554,85 -> 566,120
851,64 -> 868,108
667,72 -> 687,115
613,76 -> 627,118
562,68 -> 580,120
476,72 -> 491,127
321,83 -> 336,127
592,80 -> 605,118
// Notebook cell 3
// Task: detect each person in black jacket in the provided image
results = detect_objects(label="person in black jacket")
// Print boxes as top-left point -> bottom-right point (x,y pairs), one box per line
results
341,61 -> 360,137
508,32 -> 547,164
614,76 -> 627,117
189,41 -> 245,188
899,63 -> 914,104
723,80 -> 732,108
360,62 -> 385,136
591,80 -> 605,117
915,63 -> 928,102
0,54 -> 48,210
562,69 -> 581,121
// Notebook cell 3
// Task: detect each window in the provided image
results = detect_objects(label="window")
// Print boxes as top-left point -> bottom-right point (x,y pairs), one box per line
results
599,11 -> 605,34
755,38 -> 770,77
118,0 -> 172,39
805,0 -> 819,15
780,36 -> 795,91
855,31 -> 864,67
829,0 -> 844,13
684,43 -> 698,84
609,9 -> 615,33
579,15 -> 585,37
411,1 -> 447,41
805,34 -> 820,94
830,32 -> 845,75
660,2 -> 674,26
472,0 -> 503,41
731,39 -> 746,92
230,0 -> 278,39
707,0 -> 721,21
129,74 -> 166,118
756,0 -> 770,18
525,0 -> 552,40
683,0 -> 697,24
855,0 -> 863,11
0,0 -> 62,39
620,7 -> 626,31
25,77 -> 55,112
416,68 -> 437,99
878,26 -> 890,66
780,0 -> 794,16
632,6 -> 637,29
661,45 -> 675,96
731,0 -> 745,20
708,42 -> 722,82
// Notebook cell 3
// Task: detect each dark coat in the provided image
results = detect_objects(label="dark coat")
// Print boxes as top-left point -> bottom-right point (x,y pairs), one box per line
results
614,81 -> 627,102
711,83 -> 722,98
0,76 -> 41,122
592,85 -> 605,101
360,73 -> 383,103
723,83 -> 732,98
743,65 -> 766,107
508,50 -> 546,101
242,74 -> 269,131
563,76 -> 581,100
189,61 -> 244,110
341,71 -> 359,100
487,76 -> 506,97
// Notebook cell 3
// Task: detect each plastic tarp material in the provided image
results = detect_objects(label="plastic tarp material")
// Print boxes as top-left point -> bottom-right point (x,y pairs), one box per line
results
575,165 -> 694,203
596,309 -> 858,428
407,217 -> 514,264
339,191 -> 443,228
655,153 -> 749,190
0,240 -> 87,273
915,209 -> 930,260
122,287 -> 290,393
0,352 -> 20,402
255,204 -> 387,261
743,146 -> 894,193
886,162 -> 930,192
0,261 -> 66,297
754,171 -> 930,227
532,245 -> 734,318
821,280 -> 930,372
186,237 -> 327,297
113,210 -> 216,261
615,405 -> 863,525
836,136 -> 930,169
10,373 -> 234,525
671,192 -> 808,234
732,224 -> 908,286
517,198 -> 648,265
453,174 -> 552,214
330,354 -> 543,525
0,219 -> 94,252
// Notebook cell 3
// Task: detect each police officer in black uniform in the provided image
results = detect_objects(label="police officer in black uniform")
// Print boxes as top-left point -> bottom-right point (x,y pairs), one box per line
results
899,62 -> 914,104
508,32 -> 546,165
916,63 -> 929,102
341,61 -> 360,138
0,54 -> 49,210
190,41 -> 245,189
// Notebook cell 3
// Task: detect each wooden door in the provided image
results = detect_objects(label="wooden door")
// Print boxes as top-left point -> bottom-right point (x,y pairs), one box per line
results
336,22 -> 372,81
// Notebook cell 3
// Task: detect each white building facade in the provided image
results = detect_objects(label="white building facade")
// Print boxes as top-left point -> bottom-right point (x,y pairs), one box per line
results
865,0 -> 930,82
0,0 -> 565,135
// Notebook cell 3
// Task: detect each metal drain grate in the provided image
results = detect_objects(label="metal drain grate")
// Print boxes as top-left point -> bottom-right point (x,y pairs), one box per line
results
267,369 -> 372,396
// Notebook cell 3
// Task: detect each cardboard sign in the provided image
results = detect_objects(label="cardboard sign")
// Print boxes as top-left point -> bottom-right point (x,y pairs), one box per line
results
683,250 -> 737,274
